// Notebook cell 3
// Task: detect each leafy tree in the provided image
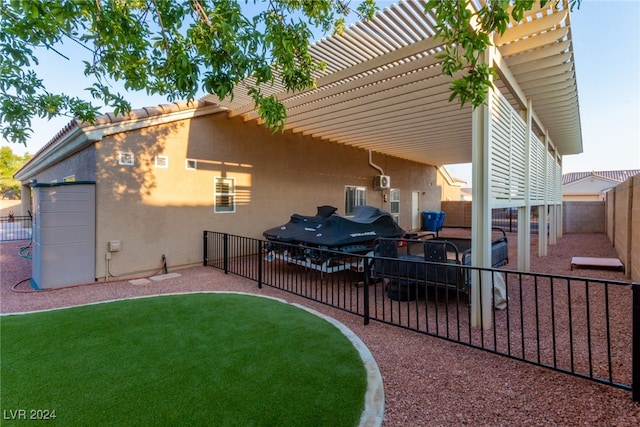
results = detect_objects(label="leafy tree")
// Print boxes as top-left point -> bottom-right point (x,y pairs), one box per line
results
0,146 -> 31,198
426,0 -> 580,107
1,0 -> 579,147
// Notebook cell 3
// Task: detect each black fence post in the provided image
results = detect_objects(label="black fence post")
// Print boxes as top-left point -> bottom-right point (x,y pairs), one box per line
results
363,257 -> 370,325
633,283 -> 640,402
223,233 -> 229,274
203,231 -> 208,266
257,239 -> 263,289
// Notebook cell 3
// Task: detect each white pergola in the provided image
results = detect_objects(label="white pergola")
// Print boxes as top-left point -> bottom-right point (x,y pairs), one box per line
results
202,0 -> 582,327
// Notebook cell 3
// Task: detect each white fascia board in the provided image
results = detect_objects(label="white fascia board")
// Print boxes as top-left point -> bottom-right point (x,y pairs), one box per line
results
14,126 -> 95,181
97,104 -> 227,139
438,165 -> 459,186
14,104 -> 227,182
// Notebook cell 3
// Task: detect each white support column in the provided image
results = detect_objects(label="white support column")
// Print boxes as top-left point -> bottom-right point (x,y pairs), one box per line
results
517,205 -> 530,271
548,148 -> 558,245
557,155 -> 564,238
517,99 -> 532,272
538,205 -> 548,255
549,204 -> 557,245
471,65 -> 494,330
539,132 -> 550,256
558,202 -> 564,238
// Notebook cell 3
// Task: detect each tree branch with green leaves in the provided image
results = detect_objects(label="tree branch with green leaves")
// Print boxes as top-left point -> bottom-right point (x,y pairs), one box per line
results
0,0 -> 378,145
1,0 -> 580,147
425,0 -> 580,108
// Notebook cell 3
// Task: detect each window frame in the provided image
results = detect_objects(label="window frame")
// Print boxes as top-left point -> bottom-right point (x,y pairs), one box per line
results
118,151 -> 134,166
390,188 -> 400,222
344,185 -> 367,216
185,159 -> 197,170
155,155 -> 169,168
214,176 -> 236,213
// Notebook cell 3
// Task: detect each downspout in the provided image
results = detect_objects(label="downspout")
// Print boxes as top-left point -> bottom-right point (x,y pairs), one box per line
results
369,150 -> 388,206
368,150 -> 384,175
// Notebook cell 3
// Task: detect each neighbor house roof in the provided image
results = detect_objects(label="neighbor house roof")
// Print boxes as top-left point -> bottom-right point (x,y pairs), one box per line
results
562,170 -> 640,186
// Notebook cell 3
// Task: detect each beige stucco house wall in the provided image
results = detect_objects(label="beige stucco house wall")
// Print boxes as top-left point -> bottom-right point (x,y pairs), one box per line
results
0,199 -> 21,216
16,102 -> 457,280
436,167 -> 464,202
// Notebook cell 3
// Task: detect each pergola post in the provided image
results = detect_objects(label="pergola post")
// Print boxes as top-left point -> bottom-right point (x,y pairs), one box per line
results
539,132 -> 550,256
471,48 -> 494,329
557,154 -> 564,239
538,205 -> 548,255
548,148 -> 559,246
548,204 -> 557,245
517,99 -> 533,272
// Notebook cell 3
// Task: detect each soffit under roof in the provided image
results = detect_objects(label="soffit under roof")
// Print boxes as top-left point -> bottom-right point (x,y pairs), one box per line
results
202,0 -> 582,166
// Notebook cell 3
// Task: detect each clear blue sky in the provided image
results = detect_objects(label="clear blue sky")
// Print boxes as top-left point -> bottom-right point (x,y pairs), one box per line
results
3,0 -> 639,186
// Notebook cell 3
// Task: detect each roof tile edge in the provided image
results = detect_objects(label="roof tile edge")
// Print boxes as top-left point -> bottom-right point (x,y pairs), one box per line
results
33,100 -> 217,160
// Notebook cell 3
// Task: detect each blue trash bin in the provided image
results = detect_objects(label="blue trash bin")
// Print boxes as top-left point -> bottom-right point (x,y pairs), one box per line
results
436,211 -> 445,230
422,211 -> 444,232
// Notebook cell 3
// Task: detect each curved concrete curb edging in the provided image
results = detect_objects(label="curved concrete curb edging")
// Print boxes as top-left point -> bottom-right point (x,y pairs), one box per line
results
3,291 -> 385,427
291,302 -> 385,427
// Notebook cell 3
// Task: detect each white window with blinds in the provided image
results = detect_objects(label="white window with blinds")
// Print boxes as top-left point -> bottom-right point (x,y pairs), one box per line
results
214,177 -> 236,213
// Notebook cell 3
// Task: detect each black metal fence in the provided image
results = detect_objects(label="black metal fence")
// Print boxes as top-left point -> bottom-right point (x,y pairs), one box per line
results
0,215 -> 32,241
492,208 -> 518,232
491,208 -> 543,233
203,231 -> 639,401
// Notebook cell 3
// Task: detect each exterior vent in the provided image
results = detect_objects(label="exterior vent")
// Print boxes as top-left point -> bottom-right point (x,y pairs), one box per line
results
373,175 -> 390,190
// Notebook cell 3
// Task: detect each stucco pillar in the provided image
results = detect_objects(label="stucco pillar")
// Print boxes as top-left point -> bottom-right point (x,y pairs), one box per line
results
20,184 -> 31,216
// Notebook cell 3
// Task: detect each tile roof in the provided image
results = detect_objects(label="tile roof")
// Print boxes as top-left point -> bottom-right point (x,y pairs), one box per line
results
14,100 -> 221,180
30,100 -> 217,161
562,170 -> 640,185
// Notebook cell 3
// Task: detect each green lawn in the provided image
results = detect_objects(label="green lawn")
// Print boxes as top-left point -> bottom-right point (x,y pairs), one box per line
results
1,293 -> 367,426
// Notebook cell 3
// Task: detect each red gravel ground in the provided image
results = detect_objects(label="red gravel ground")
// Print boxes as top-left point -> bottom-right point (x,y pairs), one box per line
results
1,231 -> 639,426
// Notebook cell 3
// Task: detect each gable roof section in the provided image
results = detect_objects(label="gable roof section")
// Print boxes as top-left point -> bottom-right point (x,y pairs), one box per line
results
14,100 -> 225,181
562,170 -> 640,186
202,0 -> 582,166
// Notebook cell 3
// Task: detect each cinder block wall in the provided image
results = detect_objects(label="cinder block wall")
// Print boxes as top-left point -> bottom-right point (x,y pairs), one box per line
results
441,201 -> 472,227
563,201 -> 605,233
632,176 -> 640,282
606,175 -> 639,281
